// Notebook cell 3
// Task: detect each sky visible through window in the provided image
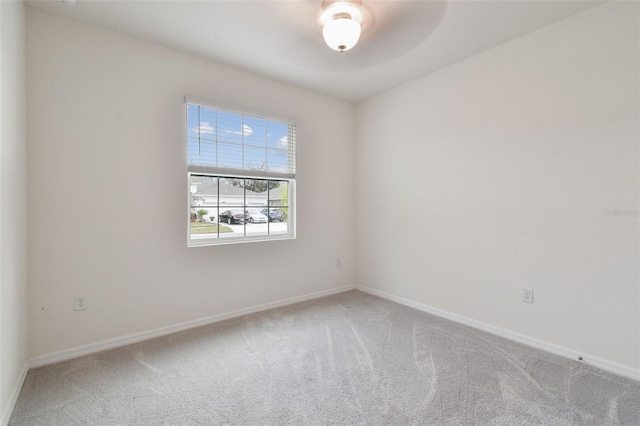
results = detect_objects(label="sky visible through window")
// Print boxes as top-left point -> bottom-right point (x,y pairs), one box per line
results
187,105 -> 291,173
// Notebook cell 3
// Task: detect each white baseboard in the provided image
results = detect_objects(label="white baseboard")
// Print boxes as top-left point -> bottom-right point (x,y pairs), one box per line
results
355,285 -> 640,382
29,285 -> 355,369
1,361 -> 28,426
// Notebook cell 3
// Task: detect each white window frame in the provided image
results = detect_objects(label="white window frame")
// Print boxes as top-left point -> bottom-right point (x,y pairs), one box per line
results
186,97 -> 296,247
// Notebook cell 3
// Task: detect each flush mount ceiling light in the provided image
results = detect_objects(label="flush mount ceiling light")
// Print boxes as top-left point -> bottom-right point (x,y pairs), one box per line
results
321,1 -> 364,52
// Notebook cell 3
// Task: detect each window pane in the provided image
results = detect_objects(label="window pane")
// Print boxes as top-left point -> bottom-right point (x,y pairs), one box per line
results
268,181 -> 288,208
190,220 -> 220,240
266,207 -> 288,235
218,178 -> 245,238
194,107 -> 216,143
218,142 -> 243,169
219,177 -> 245,207
246,211 -> 268,237
188,140 -> 216,169
244,116 -> 267,149
215,214 -> 235,238
244,146 -> 267,171
244,179 -> 266,237
187,106 -> 217,166
267,149 -> 288,172
245,179 -> 268,203
217,111 -> 243,145
190,175 -> 218,208
190,176 -> 218,240
267,121 -> 289,149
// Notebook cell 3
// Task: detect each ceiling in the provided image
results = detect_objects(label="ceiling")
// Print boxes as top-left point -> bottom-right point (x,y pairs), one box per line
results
26,0 -> 605,103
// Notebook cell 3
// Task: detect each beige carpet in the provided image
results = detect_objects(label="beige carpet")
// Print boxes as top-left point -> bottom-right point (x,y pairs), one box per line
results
9,290 -> 640,425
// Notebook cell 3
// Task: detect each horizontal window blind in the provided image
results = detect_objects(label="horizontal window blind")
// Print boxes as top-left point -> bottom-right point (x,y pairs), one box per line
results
186,99 -> 296,179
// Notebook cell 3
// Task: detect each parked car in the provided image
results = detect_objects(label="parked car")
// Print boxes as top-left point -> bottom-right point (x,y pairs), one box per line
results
261,208 -> 285,222
219,209 -> 248,224
246,209 -> 268,223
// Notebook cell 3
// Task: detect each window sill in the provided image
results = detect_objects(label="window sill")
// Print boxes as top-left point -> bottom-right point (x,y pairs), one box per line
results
188,234 -> 295,247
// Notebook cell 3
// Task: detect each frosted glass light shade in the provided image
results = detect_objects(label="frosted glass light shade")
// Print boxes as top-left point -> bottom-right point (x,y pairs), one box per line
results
323,18 -> 361,52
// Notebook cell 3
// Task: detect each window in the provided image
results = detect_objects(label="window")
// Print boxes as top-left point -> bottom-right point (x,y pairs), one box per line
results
186,97 -> 296,246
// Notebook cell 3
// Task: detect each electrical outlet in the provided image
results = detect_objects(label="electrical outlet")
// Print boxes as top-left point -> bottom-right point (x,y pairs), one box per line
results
522,288 -> 534,304
74,296 -> 87,311
336,258 -> 342,268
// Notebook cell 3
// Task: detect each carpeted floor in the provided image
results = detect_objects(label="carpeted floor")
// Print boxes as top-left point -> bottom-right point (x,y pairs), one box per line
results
9,290 -> 640,425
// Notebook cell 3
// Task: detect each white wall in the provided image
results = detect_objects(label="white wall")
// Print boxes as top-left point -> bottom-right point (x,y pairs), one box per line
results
26,7 -> 355,358
0,0 -> 28,422
356,2 -> 639,373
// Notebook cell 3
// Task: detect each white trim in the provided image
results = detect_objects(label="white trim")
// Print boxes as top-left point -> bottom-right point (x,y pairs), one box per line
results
1,361 -> 28,426
355,285 -> 640,382
29,285 -> 355,369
